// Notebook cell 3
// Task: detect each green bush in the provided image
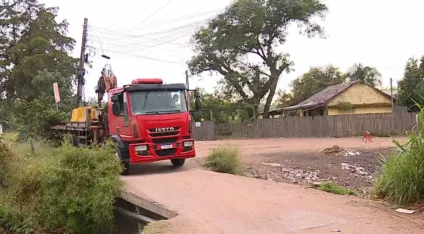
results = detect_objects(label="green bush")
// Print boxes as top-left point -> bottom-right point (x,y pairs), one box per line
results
318,182 -> 356,196
204,146 -> 243,175
0,140 -> 123,234
374,107 -> 424,204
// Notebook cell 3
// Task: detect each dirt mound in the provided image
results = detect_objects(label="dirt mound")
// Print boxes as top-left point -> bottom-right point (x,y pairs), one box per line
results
319,145 -> 344,154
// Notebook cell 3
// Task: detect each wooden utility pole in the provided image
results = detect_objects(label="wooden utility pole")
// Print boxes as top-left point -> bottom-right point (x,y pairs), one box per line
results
185,70 -> 190,110
390,77 -> 394,112
76,18 -> 88,106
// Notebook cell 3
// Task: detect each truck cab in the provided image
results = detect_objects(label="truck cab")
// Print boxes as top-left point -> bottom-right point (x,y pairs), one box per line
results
108,78 -> 201,175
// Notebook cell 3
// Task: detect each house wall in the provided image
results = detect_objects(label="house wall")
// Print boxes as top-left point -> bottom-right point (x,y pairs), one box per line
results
328,106 -> 392,115
326,83 -> 392,115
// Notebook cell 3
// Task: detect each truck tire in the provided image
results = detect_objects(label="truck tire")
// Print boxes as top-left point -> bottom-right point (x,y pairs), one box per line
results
171,159 -> 185,167
115,147 -> 130,175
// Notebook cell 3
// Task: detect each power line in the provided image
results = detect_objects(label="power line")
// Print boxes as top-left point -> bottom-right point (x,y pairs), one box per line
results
100,48 -> 185,64
92,9 -> 222,33
127,0 -> 174,32
88,1 -> 276,38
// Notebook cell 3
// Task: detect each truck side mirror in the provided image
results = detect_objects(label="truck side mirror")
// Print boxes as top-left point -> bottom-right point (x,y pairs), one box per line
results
194,90 -> 201,111
194,90 -> 201,98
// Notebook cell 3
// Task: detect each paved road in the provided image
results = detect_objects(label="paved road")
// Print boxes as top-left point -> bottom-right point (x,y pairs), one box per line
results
123,137 -> 423,234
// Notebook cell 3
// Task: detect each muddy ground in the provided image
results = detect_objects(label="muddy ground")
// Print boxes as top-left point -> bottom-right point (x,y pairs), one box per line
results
193,137 -> 407,198
242,147 -> 397,197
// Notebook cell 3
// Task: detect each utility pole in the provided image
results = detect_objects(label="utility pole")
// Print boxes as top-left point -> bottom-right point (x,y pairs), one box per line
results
186,70 -> 190,110
390,77 -> 394,112
76,18 -> 88,106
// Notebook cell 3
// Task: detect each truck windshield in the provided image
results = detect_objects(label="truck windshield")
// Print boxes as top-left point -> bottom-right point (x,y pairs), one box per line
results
129,90 -> 188,115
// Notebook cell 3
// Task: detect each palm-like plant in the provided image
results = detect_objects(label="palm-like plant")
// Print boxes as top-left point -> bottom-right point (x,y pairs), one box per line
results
348,63 -> 382,87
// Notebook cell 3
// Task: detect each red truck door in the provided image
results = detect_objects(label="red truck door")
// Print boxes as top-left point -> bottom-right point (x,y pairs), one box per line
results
109,92 -> 132,137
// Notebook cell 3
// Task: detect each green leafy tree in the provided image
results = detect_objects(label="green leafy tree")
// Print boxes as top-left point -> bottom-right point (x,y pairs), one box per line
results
275,90 -> 294,108
287,65 -> 347,105
0,0 -> 77,136
188,0 -> 328,118
397,56 -> 424,112
347,63 -> 382,87
191,88 -> 250,123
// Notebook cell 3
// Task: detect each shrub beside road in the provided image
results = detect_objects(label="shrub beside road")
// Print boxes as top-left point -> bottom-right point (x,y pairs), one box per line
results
374,110 -> 424,205
204,146 -> 244,175
0,136 -> 123,234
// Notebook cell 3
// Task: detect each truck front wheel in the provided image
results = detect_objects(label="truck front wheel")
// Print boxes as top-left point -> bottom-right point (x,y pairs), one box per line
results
171,159 -> 185,167
115,147 -> 130,175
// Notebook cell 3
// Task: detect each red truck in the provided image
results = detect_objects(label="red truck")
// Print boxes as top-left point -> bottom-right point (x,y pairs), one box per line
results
51,67 -> 201,175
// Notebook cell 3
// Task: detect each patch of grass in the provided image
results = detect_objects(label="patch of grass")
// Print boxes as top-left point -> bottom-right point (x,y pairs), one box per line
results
374,135 -> 424,204
374,106 -> 424,205
141,221 -> 168,234
318,182 -> 357,196
203,146 -> 243,175
0,138 -> 123,234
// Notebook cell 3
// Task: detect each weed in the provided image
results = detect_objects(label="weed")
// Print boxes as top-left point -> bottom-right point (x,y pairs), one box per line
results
0,141 -> 16,187
374,105 -> 424,205
141,222 -> 168,234
204,146 -> 243,175
318,182 -> 356,196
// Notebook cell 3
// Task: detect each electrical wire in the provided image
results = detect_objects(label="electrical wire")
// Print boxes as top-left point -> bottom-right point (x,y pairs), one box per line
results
85,0 -> 319,65
126,0 -> 174,32
87,0 -> 277,38
100,48 -> 185,64
92,9 -> 222,33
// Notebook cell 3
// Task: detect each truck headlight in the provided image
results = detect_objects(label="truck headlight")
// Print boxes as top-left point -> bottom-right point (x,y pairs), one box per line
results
183,141 -> 193,147
135,145 -> 147,151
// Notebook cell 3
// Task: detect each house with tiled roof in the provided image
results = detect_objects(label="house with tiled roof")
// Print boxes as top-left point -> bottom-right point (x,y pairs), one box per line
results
270,80 -> 397,117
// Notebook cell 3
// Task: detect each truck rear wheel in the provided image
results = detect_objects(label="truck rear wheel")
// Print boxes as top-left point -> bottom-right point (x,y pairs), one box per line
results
171,159 -> 185,167
115,147 -> 130,175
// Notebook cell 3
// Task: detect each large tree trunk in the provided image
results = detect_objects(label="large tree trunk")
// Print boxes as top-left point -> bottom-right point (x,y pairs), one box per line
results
262,75 -> 279,119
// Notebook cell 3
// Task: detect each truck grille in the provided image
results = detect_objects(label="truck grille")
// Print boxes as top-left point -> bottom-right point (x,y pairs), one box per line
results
148,126 -> 180,138
155,149 -> 177,157
152,137 -> 177,144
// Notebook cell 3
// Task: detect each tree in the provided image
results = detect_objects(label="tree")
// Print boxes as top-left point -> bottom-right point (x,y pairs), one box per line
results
190,88 -> 250,123
286,65 -> 347,105
397,56 -> 424,112
275,90 -> 294,108
347,63 -> 382,87
0,0 -> 78,137
188,0 -> 328,118
0,0 -> 77,136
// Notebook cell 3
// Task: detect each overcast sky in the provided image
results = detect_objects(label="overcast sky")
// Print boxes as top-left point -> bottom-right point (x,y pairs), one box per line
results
40,0 -> 424,100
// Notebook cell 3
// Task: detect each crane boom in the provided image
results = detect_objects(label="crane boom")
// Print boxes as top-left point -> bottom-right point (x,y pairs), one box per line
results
95,64 -> 117,106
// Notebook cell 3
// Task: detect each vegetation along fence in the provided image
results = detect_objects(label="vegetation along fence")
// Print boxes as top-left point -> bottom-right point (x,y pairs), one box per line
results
192,112 -> 418,141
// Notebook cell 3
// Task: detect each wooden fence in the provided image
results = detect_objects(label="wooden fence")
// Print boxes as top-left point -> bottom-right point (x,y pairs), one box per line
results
192,112 -> 418,141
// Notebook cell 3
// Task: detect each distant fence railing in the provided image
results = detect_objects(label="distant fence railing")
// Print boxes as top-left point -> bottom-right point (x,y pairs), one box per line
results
192,112 -> 418,141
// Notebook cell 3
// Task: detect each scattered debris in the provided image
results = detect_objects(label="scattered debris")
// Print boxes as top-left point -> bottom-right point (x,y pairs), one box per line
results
281,167 -> 320,183
395,208 -> 416,214
261,162 -> 281,167
332,229 -> 341,232
341,163 -> 369,176
342,150 -> 361,157
245,171 -> 257,178
319,145 -> 361,157
320,145 -> 344,154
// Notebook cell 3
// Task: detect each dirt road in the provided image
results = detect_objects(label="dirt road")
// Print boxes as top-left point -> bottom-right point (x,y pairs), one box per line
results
123,137 -> 424,234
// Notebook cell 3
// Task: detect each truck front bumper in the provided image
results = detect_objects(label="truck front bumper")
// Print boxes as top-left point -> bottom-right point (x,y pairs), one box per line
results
128,139 -> 196,164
